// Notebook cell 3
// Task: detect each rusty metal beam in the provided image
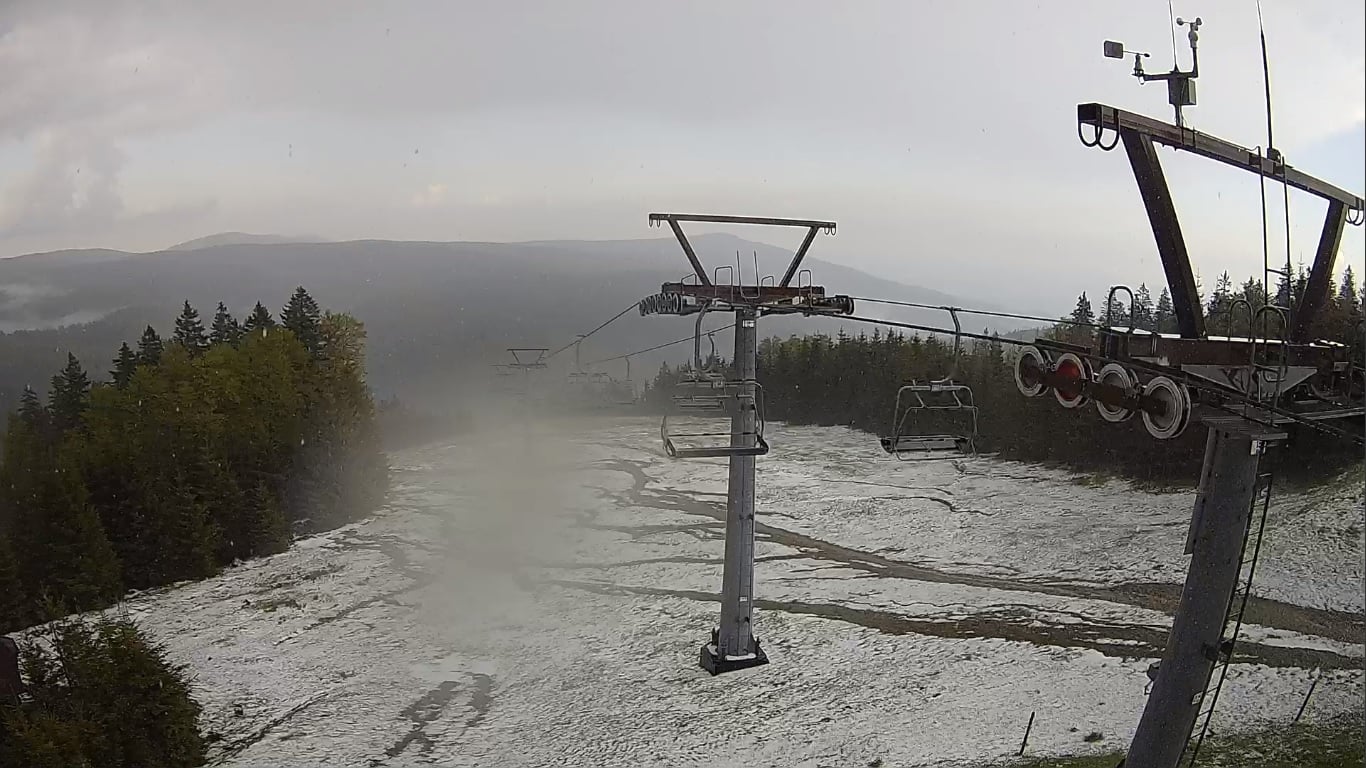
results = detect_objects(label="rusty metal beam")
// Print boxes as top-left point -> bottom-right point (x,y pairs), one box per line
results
666,218 -> 711,285
649,213 -> 837,231
779,226 -> 821,287
1292,200 -> 1348,342
1081,103 -> 1365,210
1121,129 -> 1206,339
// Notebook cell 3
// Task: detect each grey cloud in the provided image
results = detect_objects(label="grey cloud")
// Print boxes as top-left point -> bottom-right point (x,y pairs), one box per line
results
0,0 -> 1359,307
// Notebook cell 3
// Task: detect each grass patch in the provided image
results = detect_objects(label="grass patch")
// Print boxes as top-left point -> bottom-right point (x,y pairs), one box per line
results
999,716 -> 1364,768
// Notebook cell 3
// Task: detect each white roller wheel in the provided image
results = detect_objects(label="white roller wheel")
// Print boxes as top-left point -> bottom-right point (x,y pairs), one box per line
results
1141,376 -> 1192,440
1052,352 -> 1092,409
1014,346 -> 1050,398
1095,363 -> 1137,423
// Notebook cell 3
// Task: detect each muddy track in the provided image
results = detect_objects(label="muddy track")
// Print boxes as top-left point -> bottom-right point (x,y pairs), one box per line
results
546,578 -> 1362,670
373,673 -> 495,766
594,459 -> 1365,647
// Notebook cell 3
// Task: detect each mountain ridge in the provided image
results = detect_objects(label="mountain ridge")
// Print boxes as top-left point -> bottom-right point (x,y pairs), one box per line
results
0,234 -> 1042,412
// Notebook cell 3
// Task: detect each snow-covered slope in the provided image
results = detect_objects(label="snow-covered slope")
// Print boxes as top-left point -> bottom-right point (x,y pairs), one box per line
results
118,418 -> 1362,767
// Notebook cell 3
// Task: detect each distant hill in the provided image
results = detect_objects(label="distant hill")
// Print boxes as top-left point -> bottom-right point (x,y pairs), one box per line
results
165,232 -> 329,251
0,234 -> 1040,413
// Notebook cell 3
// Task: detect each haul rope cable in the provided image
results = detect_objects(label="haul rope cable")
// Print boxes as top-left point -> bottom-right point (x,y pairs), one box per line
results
545,299 -> 644,360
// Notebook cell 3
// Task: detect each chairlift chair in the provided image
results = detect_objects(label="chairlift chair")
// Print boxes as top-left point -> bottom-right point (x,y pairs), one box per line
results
660,305 -> 769,458
878,307 -> 980,459
661,380 -> 769,459
879,382 -> 979,458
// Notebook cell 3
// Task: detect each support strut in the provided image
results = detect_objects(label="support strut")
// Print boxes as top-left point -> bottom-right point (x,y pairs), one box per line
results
1292,199 -> 1348,342
1121,130 -> 1205,339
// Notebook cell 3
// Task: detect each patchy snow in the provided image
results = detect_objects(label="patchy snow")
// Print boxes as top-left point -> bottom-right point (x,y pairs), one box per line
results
115,416 -> 1361,767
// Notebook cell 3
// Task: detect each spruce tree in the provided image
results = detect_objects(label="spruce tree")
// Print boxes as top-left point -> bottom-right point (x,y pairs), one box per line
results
1133,283 -> 1155,330
14,451 -> 121,616
48,353 -> 91,432
9,614 -> 207,765
0,536 -> 23,631
281,286 -> 322,355
172,301 -> 209,356
1339,266 -> 1360,324
136,326 -> 164,367
210,302 -> 242,346
1070,292 -> 1095,325
111,342 -> 138,388
1154,288 -> 1175,333
242,302 -> 276,335
18,385 -> 44,427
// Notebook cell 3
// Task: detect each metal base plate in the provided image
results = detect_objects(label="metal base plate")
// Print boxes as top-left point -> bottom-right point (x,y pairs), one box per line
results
698,640 -> 770,676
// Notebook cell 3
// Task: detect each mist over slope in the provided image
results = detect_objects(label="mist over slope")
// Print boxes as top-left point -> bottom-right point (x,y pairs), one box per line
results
0,233 -> 1033,411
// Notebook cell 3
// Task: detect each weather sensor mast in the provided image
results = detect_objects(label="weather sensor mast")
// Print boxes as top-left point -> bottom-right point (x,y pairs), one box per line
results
1104,15 -> 1201,127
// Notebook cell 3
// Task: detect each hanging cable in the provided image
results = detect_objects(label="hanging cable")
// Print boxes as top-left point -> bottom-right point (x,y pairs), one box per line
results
545,299 -> 643,360
847,296 -> 1109,330
587,322 -> 738,366
1256,0 -> 1295,314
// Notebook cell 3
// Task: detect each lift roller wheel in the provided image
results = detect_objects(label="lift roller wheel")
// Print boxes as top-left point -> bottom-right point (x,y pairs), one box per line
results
1095,363 -> 1138,423
1052,352 -> 1092,409
1014,346 -> 1051,398
1141,375 -> 1192,440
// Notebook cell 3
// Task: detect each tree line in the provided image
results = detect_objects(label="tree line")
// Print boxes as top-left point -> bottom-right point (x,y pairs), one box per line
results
0,288 -> 388,634
645,270 -> 1364,485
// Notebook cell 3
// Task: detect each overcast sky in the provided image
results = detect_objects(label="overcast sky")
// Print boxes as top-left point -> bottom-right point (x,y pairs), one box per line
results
1,0 -> 1361,311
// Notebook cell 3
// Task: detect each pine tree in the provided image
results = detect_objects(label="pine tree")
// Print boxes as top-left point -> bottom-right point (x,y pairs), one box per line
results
172,301 -> 209,356
210,302 -> 242,346
18,385 -> 44,426
1339,266 -> 1360,319
1154,288 -> 1175,334
13,450 -> 121,616
1133,283 -> 1155,330
0,536 -> 23,631
246,482 -> 290,556
242,302 -> 276,335
9,614 -> 207,765
281,286 -> 322,355
1206,271 -> 1233,334
111,342 -> 138,388
1069,292 -> 1095,326
48,353 -> 91,432
136,326 -> 164,367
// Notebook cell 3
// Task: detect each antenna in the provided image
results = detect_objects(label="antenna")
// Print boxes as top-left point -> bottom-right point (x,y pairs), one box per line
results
1102,13 -> 1201,127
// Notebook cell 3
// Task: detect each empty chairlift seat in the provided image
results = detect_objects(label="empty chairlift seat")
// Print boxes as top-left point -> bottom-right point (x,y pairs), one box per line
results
879,382 -> 979,460
661,377 -> 769,459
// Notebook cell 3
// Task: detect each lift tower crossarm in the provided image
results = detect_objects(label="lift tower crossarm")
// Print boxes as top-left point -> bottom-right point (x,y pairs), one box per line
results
648,213 -> 838,288
1080,103 -> 1365,341
1080,103 -> 1364,208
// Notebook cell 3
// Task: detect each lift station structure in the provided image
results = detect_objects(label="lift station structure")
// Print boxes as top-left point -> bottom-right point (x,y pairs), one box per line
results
640,213 -> 854,674
1013,17 -> 1363,768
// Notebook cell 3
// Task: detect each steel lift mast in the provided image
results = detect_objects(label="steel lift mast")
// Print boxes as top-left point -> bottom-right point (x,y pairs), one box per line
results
640,213 -> 853,675
1013,17 -> 1366,768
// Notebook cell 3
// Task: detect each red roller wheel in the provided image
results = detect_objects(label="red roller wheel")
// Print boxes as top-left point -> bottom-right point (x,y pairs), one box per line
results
1052,352 -> 1092,409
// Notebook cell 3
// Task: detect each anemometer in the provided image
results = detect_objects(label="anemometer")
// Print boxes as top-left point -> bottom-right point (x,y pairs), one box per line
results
1104,15 -> 1202,127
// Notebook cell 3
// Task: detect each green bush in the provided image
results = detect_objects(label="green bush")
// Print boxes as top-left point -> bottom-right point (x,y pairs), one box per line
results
0,614 -> 205,768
